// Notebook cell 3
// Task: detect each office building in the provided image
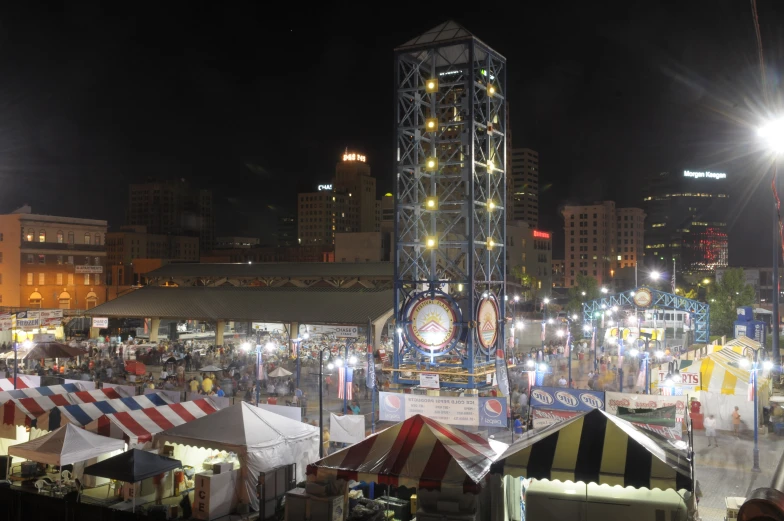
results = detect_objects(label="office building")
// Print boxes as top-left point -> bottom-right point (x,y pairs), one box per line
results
334,151 -> 377,232
510,148 -> 539,226
642,170 -> 729,272
335,232 -> 392,262
297,190 -> 352,245
379,193 -> 394,233
214,237 -> 260,249
0,206 -> 107,309
106,226 -> 200,265
561,201 -> 646,288
126,179 -> 215,252
276,215 -> 297,247
551,259 -> 565,287
506,221 -> 553,292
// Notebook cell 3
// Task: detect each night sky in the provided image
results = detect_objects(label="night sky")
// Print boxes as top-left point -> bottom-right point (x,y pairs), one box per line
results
0,2 -> 782,263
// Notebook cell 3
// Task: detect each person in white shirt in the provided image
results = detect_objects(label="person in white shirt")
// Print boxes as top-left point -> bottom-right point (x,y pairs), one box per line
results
704,414 -> 718,447
558,376 -> 567,387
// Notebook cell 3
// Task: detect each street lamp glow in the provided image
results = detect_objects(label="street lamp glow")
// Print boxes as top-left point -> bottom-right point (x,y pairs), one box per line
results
349,356 -> 357,365
396,327 -> 403,333
583,325 -> 591,332
515,321 -> 524,330
539,364 -> 547,372
241,342 -> 251,351
265,342 -> 275,351
655,350 -> 664,358
739,358 -> 750,368
514,295 -> 520,302
22,340 -> 32,349
581,291 -> 586,296
571,314 -> 578,321
556,330 -> 565,337
302,332 -> 310,339
601,287 -> 608,294
547,318 -> 554,324
759,117 -> 784,153
612,306 -> 618,312
629,348 -> 639,357
651,271 -> 660,280
526,359 -> 535,368
327,362 -> 335,370
335,359 -> 344,367
764,360 -> 774,371
543,298 -> 550,304
630,291 -> 635,297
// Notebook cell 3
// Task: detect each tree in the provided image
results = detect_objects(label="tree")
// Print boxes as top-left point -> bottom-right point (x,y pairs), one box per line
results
566,274 -> 600,314
707,268 -> 755,336
511,266 -> 540,302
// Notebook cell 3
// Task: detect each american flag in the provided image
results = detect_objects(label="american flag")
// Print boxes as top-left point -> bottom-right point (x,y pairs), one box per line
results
338,367 -> 353,400
541,321 -> 546,342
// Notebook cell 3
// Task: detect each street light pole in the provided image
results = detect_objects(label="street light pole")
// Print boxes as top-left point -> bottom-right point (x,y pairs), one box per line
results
741,345 -> 772,473
319,348 -> 325,458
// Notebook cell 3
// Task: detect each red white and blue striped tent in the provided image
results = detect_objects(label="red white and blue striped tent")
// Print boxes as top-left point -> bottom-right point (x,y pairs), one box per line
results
85,399 -> 221,447
2,388 -> 125,427
306,414 -> 508,492
36,393 -> 173,431
0,383 -> 84,403
0,376 -> 38,390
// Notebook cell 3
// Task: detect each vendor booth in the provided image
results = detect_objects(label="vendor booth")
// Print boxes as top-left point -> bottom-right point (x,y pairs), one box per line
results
679,344 -> 769,431
7,423 -> 124,484
85,398 -> 222,448
153,401 -> 319,514
305,414 -> 508,520
35,393 -> 172,431
0,383 -> 85,402
489,409 -> 694,521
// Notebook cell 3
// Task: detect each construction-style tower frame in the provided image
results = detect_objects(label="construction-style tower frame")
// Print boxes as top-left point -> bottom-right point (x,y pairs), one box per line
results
392,21 -> 507,389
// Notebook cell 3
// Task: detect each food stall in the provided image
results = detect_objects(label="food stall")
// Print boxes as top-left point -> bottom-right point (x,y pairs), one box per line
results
153,401 -> 319,515
305,414 -> 508,521
488,408 -> 695,521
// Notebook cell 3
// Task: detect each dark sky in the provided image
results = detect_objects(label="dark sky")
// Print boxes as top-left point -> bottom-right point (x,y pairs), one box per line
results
0,2 -> 783,263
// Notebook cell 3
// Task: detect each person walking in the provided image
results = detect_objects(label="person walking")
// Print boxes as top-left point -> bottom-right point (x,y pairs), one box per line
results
732,406 -> 741,437
704,414 -> 718,447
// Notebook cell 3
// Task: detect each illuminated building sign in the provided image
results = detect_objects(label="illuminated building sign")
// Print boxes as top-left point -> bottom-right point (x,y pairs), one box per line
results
343,153 -> 366,162
684,170 -> 726,180
533,230 -> 551,239
318,184 -> 332,191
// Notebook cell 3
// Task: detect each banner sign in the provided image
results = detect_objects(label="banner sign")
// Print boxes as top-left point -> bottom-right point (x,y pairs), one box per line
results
75,265 -> 103,273
605,392 -> 687,422
301,324 -> 358,338
92,317 -> 109,328
656,370 -> 700,391
617,405 -> 677,427
631,422 -> 682,440
0,314 -> 12,331
15,311 -> 40,329
379,392 -> 507,427
495,348 -> 510,398
366,343 -> 376,390
531,408 -> 580,430
529,386 -> 605,412
40,310 -> 64,327
419,373 -> 439,389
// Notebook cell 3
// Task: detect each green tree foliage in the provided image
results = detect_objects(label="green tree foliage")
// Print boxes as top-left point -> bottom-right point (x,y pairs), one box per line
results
707,268 -> 756,336
511,266 -> 540,302
566,274 -> 600,314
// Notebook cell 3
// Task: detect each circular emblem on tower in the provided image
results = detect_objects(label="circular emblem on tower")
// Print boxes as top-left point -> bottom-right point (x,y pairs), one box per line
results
477,296 -> 499,349
408,296 -> 458,351
633,288 -> 653,308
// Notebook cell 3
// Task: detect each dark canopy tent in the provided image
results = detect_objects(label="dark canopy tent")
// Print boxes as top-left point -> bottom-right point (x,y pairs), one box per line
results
84,448 -> 181,483
24,342 -> 84,359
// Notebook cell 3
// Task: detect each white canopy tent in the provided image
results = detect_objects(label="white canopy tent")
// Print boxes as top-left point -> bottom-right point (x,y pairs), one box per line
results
153,401 -> 319,512
7,423 -> 124,479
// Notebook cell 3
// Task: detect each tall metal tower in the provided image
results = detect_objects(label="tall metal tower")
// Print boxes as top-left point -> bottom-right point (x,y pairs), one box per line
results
393,21 -> 507,389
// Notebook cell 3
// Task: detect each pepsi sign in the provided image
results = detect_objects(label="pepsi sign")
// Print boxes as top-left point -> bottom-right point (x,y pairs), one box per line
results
478,397 -> 508,427
529,387 -> 605,412
379,392 -> 406,422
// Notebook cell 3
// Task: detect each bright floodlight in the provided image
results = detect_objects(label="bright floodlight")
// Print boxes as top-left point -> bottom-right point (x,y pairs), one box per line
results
539,364 -> 547,372
327,362 -> 334,370
265,342 -> 275,351
543,298 -> 550,304
556,330 -> 565,337
764,360 -> 774,371
630,291 -> 636,297
581,291 -> 586,296
547,318 -> 554,324
303,332 -> 310,339
612,306 -> 618,312
571,314 -> 578,320
516,321 -> 524,330
583,325 -> 591,332
629,348 -> 639,357
759,117 -> 784,153
651,271 -> 660,280
349,356 -> 358,365
241,342 -> 251,351
526,359 -> 535,368
514,295 -> 520,302
335,359 -> 344,367
22,340 -> 32,349
655,350 -> 664,358
739,358 -> 750,368
396,327 -> 403,333
601,287 -> 608,294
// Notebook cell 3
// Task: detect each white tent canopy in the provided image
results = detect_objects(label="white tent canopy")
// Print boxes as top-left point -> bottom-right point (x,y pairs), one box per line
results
153,402 -> 318,512
9,423 -> 124,466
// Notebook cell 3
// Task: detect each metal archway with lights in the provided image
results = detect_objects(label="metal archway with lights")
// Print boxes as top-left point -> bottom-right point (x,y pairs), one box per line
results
582,287 -> 710,343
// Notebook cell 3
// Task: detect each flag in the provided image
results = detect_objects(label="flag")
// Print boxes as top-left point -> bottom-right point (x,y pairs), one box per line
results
338,367 -> 354,400
541,321 -> 546,342
590,328 -> 596,352
367,344 -> 376,390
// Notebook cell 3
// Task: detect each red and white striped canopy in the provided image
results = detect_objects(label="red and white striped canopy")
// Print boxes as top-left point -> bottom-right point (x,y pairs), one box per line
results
85,399 -> 220,446
0,376 -> 36,390
0,383 -> 85,403
306,414 -> 507,492
2,388 -> 124,427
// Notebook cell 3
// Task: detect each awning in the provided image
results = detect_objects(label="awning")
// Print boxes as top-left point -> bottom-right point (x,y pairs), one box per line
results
2,388 -> 125,426
9,423 -> 124,467
35,393 -> 172,431
21,342 -> 85,359
306,414 -> 508,492
0,383 -> 84,403
85,449 -> 182,483
490,409 -> 692,491
690,347 -> 750,395
85,399 -> 220,446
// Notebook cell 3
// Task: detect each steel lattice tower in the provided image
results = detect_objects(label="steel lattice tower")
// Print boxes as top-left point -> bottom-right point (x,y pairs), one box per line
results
392,21 -> 507,389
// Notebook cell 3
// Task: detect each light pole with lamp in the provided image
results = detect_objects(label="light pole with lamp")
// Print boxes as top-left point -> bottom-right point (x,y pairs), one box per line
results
739,345 -> 774,473
758,118 -> 784,368
317,346 -> 334,458
243,337 -> 275,407
541,298 -> 550,353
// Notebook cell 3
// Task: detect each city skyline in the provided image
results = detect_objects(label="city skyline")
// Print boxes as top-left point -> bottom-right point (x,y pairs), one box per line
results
0,3 -> 781,264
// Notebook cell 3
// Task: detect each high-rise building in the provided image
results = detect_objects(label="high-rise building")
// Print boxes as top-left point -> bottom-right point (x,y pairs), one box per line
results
551,259 -> 565,287
276,215 -> 297,247
506,222 -> 552,292
642,170 -> 729,272
107,226 -> 200,265
511,148 -> 539,225
297,190 -> 351,245
561,201 -> 646,287
0,205 -> 107,310
379,193 -> 394,234
334,151 -> 377,232
126,179 -> 215,252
